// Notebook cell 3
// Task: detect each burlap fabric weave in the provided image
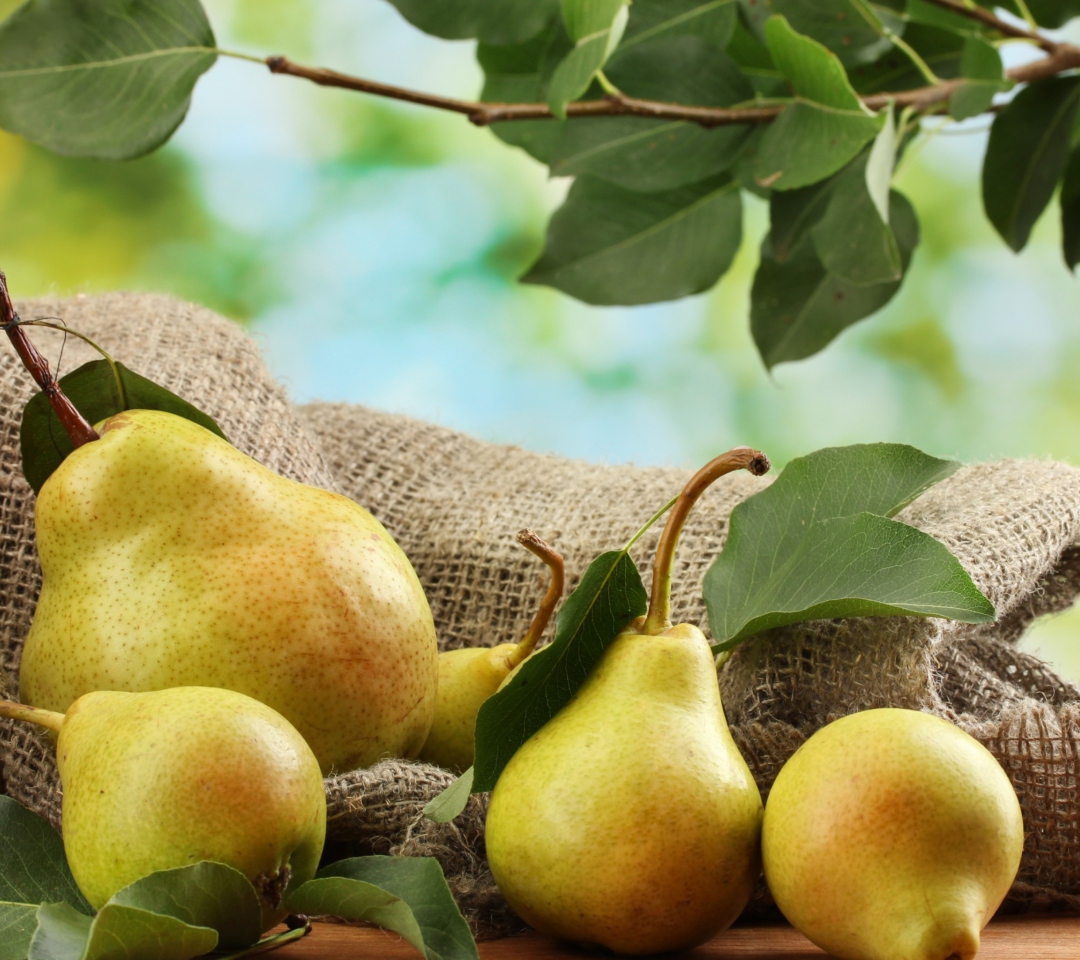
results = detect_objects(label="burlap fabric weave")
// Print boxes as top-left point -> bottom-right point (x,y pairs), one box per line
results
3,295 -> 1080,937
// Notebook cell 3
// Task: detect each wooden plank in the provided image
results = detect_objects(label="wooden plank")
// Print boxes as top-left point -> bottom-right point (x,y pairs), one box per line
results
274,915 -> 1080,959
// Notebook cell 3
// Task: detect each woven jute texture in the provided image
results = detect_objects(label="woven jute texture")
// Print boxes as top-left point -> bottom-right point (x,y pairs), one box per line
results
3,295 -> 1080,936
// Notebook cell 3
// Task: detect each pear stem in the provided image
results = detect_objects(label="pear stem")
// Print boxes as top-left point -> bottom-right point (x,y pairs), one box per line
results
507,530 -> 565,668
0,270 -> 99,449
642,447 -> 770,636
0,699 -> 65,733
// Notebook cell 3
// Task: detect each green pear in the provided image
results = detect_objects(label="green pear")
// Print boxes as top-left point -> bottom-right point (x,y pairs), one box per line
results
485,448 -> 771,955
19,408 -> 438,774
419,530 -> 564,773
0,686 -> 326,930
762,708 -> 1024,960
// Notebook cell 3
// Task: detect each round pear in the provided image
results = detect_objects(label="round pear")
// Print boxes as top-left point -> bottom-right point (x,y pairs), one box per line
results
763,708 -> 1024,960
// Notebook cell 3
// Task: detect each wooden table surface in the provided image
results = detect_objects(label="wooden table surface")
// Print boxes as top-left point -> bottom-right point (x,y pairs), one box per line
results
275,915 -> 1080,959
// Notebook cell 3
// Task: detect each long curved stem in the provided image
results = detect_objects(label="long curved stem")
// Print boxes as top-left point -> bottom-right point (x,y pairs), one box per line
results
508,530 -> 565,668
0,699 -> 65,733
643,447 -> 770,636
0,271 -> 99,448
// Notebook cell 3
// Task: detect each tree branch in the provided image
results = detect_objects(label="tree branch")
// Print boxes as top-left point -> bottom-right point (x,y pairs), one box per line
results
264,39 -> 1080,130
916,0 -> 1057,52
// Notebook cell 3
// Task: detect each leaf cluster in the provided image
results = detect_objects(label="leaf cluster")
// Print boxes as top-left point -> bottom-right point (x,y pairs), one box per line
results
0,796 -> 478,960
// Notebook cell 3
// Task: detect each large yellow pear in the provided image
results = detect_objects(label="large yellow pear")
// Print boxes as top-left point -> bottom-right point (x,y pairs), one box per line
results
20,409 -> 438,773
763,708 -> 1024,960
55,686 -> 327,930
485,619 -> 763,955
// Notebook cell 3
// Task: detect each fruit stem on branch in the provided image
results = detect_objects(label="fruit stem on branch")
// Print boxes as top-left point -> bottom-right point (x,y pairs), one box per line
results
0,699 -> 65,733
0,270 -> 99,449
643,448 -> 770,637
509,530 -> 565,667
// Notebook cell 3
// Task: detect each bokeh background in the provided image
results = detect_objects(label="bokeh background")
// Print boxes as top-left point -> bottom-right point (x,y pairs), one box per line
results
0,0 -> 1077,676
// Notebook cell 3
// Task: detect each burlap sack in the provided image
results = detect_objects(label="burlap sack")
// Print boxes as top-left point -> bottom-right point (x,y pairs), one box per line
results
3,295 -> 1080,937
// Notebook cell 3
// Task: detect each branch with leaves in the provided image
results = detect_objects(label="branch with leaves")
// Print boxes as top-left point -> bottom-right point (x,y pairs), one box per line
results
0,0 -> 1077,370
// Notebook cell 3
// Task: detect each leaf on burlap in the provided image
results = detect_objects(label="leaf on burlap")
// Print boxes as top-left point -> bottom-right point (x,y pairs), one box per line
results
384,0 -> 559,44
1062,145 -> 1080,271
523,175 -> 742,305
752,190 -> 919,367
0,0 -> 217,159
982,75 -> 1080,252
753,15 -> 885,190
422,767 -> 475,823
547,0 -> 629,117
0,798 -> 89,960
288,857 -> 478,960
705,444 -> 996,651
470,550 -> 647,792
21,359 -> 227,494
549,36 -> 753,192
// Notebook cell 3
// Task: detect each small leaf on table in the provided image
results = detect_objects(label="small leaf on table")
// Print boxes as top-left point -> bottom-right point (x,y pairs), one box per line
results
21,359 -> 227,494
704,443 -> 995,651
0,0 -> 217,159
288,857 -> 478,960
0,798 -> 90,960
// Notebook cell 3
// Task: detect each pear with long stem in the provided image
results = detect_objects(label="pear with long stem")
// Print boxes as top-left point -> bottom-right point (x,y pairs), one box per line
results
0,686 -> 326,932
485,447 -> 771,956
419,530 -> 564,773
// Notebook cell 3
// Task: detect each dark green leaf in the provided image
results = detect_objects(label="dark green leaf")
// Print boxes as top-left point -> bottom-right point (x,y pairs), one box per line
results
753,15 -> 883,189
0,0 -> 216,160
383,0 -> 559,44
29,902 -> 217,960
547,0 -> 629,116
812,148 -> 901,286
523,175 -> 742,305
1062,145 -> 1080,271
472,550 -> 647,792
752,190 -> 918,367
850,23 -> 964,95
620,0 -> 738,51
550,36 -> 753,191
906,0 -> 987,33
769,178 -> 835,262
950,36 -> 1007,121
0,798 -> 89,960
422,767 -> 474,824
478,25 -> 570,164
1012,0 -> 1080,29
108,863 -> 262,950
983,76 -> 1080,252
289,857 -> 477,960
705,443 -> 995,650
21,359 -> 227,494
770,0 -> 900,67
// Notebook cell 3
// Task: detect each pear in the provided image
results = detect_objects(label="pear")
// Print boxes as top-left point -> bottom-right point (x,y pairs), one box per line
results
0,686 -> 326,930
419,530 -> 564,773
762,708 -> 1024,960
16,405 -> 438,774
485,448 -> 771,956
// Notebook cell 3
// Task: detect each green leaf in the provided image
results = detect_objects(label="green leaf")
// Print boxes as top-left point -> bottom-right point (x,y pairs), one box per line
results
770,0 -> 899,67
29,902 -> 218,960
620,0 -> 738,52
1015,0 -> 1080,29
705,443 -> 995,650
547,0 -> 629,117
549,36 -> 753,191
983,75 -> 1080,252
769,177 -> 836,262
753,15 -> 883,190
108,864 -> 262,950
472,550 -> 648,792
0,0 -> 216,160
905,0 -> 987,33
524,175 -> 742,305
850,23 -> 963,95
0,798 -> 90,960
422,767 -> 475,824
383,0 -> 559,44
20,359 -> 227,495
752,190 -> 918,367
1062,145 -> 1080,271
812,148 -> 901,286
288,858 -> 477,960
478,23 -> 572,164
950,36 -> 1007,121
